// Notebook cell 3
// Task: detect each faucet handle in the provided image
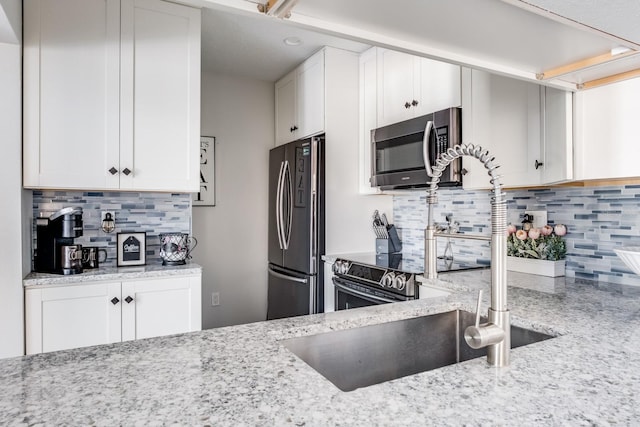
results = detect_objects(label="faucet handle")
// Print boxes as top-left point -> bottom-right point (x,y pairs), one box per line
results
473,289 -> 483,328
465,289 -> 505,349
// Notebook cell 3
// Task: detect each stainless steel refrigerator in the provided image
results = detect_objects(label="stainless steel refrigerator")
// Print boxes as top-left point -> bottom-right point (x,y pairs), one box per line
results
267,135 -> 325,320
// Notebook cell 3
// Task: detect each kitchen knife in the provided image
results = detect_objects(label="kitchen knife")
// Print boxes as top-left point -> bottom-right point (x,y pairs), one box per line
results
381,213 -> 389,228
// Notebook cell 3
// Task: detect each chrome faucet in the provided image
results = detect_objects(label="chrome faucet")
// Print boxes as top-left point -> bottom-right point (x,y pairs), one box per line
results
423,143 -> 510,367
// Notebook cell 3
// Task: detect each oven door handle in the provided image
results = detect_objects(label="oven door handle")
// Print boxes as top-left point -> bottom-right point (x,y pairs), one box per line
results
333,281 -> 398,304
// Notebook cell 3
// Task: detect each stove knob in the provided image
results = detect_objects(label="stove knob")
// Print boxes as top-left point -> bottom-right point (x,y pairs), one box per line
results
393,275 -> 407,291
382,272 -> 395,288
339,262 -> 350,275
332,261 -> 341,274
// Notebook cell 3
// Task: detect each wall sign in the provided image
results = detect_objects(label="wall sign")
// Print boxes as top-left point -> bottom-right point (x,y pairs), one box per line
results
117,232 -> 147,267
193,136 -> 215,206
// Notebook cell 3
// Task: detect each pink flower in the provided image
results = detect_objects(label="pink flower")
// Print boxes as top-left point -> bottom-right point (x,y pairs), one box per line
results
507,224 -> 517,236
541,225 -> 553,236
554,224 -> 567,236
515,229 -> 528,241
528,228 -> 541,240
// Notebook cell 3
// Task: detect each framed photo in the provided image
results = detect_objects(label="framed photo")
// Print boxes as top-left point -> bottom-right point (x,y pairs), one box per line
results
193,136 -> 215,206
117,232 -> 146,267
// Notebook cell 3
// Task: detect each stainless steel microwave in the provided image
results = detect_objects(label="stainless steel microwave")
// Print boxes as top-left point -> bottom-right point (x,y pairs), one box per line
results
370,107 -> 463,190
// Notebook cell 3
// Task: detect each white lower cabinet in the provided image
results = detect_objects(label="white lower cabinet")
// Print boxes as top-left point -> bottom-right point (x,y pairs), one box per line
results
26,274 -> 201,354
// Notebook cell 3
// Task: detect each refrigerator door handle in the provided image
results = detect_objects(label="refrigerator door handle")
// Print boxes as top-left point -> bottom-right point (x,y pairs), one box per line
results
276,161 -> 285,250
268,267 -> 309,284
283,160 -> 293,250
310,137 -> 319,271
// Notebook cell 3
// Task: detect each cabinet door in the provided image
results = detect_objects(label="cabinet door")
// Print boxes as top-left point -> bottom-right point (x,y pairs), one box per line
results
297,50 -> 325,138
541,87 -> 573,184
359,47 -> 380,194
23,0 -> 120,189
275,70 -> 297,146
377,49 -> 415,126
415,57 -> 461,116
120,0 -> 201,192
25,282 -> 122,354
462,69 -> 541,189
121,275 -> 201,341
574,78 -> 639,180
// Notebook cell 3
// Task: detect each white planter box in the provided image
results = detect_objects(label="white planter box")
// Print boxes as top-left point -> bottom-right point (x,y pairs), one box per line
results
506,256 -> 566,277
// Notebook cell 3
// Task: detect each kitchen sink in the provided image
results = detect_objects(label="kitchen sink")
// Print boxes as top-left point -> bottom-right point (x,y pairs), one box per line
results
282,310 -> 553,392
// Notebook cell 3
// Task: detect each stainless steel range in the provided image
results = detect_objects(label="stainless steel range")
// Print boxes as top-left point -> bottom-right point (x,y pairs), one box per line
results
332,254 -> 488,311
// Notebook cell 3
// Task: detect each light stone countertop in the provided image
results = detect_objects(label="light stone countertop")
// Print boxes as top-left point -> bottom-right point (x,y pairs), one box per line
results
23,262 -> 202,287
3,269 -> 640,425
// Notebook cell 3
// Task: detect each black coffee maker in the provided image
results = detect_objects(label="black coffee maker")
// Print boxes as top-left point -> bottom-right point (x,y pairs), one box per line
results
34,207 -> 84,275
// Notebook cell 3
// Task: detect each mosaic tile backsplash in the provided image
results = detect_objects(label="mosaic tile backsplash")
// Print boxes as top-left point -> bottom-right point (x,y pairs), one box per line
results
32,191 -> 192,269
393,185 -> 640,286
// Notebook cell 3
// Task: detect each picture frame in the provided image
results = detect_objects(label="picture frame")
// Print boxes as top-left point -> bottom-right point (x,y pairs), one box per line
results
117,232 -> 146,267
193,136 -> 216,206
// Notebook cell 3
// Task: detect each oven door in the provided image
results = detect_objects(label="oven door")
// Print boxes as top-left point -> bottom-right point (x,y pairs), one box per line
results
333,278 -> 402,311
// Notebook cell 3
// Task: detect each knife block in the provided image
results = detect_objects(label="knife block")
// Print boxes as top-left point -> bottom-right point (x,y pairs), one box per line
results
375,225 -> 402,254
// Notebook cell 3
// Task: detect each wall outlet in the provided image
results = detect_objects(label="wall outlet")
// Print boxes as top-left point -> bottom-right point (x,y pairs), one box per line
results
525,210 -> 547,228
211,292 -> 220,306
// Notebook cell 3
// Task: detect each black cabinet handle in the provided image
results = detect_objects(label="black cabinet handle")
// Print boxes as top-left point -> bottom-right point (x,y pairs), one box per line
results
404,101 -> 411,109
535,160 -> 544,170
289,125 -> 299,132
122,168 -> 132,176
125,296 -> 133,304
411,99 -> 419,107
111,297 -> 120,305
108,167 -> 118,175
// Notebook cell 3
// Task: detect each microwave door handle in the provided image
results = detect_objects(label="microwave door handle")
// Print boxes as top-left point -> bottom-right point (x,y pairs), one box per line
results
423,121 -> 434,177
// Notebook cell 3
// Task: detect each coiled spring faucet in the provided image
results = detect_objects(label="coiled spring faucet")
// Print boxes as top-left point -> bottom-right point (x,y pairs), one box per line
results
424,143 -> 510,367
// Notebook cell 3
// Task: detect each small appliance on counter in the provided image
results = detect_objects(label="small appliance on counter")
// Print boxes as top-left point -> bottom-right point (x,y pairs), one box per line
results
159,233 -> 197,265
34,207 -> 84,275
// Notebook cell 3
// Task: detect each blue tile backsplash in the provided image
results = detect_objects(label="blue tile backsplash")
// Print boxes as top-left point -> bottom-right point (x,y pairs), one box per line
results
393,185 -> 640,286
32,191 -> 192,268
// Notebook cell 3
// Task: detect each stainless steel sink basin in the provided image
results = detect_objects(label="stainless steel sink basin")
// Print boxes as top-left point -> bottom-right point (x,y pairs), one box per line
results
283,310 -> 553,392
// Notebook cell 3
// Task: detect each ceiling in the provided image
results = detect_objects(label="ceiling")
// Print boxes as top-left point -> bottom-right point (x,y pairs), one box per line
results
200,6 -> 370,82
196,0 -> 640,88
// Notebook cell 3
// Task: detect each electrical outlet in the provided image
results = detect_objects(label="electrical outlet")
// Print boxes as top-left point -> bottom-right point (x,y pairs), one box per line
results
211,292 -> 220,306
525,210 -> 547,228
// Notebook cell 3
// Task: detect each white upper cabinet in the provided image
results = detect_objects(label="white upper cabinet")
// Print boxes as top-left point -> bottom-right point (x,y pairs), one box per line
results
275,49 -> 325,146
574,77 -> 640,181
23,0 -> 121,190
358,47 -> 380,194
461,68 -> 572,189
23,0 -> 200,192
120,0 -> 201,192
376,48 -> 461,127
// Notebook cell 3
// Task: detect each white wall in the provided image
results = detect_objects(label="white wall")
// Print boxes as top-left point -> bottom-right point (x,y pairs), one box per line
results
192,71 -> 274,329
0,0 -> 25,358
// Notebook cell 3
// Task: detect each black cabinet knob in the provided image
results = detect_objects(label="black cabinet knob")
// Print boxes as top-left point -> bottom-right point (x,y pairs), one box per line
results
411,99 -> 419,107
535,160 -> 544,170
125,296 -> 134,304
108,167 -> 118,175
111,297 -> 120,305
122,168 -> 132,176
404,101 -> 411,109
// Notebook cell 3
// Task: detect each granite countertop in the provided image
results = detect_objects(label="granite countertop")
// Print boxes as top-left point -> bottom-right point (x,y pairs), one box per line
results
3,270 -> 640,425
23,262 -> 202,287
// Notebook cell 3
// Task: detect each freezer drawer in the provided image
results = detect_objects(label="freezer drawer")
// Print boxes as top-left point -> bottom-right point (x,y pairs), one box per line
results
267,265 -> 314,320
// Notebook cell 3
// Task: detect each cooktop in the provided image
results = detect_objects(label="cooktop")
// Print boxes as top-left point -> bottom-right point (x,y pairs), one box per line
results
329,252 -> 489,275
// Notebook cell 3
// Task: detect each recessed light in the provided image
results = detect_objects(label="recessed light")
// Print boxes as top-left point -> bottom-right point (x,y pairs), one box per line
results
283,37 -> 302,46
